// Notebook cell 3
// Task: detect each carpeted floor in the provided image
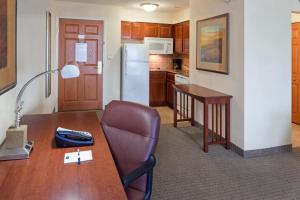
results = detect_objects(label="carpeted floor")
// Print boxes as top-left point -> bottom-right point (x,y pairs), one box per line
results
152,124 -> 300,200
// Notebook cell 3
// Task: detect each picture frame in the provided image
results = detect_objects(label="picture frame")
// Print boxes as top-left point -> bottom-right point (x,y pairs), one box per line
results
45,11 -> 52,98
196,13 -> 229,74
0,0 -> 17,95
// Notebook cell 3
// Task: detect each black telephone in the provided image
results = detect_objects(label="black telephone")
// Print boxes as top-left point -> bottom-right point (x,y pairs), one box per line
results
55,127 -> 94,147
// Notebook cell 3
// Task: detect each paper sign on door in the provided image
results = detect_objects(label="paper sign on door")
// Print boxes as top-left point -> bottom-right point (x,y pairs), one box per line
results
75,43 -> 87,62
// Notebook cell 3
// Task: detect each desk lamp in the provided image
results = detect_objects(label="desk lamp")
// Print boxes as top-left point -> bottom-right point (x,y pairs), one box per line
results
0,64 -> 80,161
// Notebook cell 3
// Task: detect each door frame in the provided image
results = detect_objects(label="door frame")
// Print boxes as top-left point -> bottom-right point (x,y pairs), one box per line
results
55,16 -> 107,111
291,11 -> 300,149
292,11 -> 300,123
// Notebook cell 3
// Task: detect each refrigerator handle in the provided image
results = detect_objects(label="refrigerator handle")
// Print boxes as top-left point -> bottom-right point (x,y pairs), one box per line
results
124,47 -> 127,75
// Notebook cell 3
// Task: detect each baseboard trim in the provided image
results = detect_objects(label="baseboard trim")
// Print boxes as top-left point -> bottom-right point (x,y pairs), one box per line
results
193,121 -> 292,158
239,144 -> 292,158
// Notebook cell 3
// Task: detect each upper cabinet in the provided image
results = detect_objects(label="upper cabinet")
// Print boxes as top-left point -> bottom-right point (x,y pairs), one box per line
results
144,23 -> 159,37
182,22 -> 190,54
121,21 -> 131,40
159,24 -> 173,38
175,24 -> 183,54
121,20 -> 189,54
131,22 -> 144,40
175,21 -> 189,54
121,21 -> 174,40
121,21 -> 144,40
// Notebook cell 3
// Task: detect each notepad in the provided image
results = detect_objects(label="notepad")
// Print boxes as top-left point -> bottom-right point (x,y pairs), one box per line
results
64,150 -> 93,164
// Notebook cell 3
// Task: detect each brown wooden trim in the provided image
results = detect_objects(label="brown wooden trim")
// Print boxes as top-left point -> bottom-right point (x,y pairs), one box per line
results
0,82 -> 16,95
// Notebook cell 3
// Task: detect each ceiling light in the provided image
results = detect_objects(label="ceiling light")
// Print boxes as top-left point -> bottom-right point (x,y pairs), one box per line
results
141,3 -> 159,12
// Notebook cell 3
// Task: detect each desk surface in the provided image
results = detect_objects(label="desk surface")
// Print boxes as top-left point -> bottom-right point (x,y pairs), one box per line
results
0,112 -> 127,200
174,84 -> 232,99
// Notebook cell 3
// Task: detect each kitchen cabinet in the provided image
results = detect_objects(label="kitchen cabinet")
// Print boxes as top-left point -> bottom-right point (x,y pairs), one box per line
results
150,71 -> 166,107
182,22 -> 189,54
131,22 -> 144,40
166,72 -> 175,108
121,21 -> 131,40
159,24 -> 173,38
175,21 -> 189,54
144,23 -> 159,37
121,21 -> 174,40
175,24 -> 183,54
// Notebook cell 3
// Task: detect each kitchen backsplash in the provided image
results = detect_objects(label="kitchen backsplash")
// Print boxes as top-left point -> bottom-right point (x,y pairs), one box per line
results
149,54 -> 189,72
149,55 -> 173,70
180,54 -> 189,72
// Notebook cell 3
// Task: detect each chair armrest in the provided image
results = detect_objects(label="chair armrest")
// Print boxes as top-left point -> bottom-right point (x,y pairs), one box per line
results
122,154 -> 156,189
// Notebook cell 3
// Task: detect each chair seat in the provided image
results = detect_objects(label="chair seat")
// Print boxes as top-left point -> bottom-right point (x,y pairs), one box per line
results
126,187 -> 146,200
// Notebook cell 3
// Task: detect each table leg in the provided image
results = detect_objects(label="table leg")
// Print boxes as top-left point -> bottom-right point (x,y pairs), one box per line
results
225,102 -> 231,149
191,97 -> 195,126
173,89 -> 177,128
203,102 -> 209,153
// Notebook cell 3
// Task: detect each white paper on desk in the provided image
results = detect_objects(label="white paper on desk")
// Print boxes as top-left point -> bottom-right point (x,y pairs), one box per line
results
64,150 -> 93,164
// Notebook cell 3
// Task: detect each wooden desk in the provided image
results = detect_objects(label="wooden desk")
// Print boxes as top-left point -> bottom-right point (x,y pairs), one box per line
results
173,84 -> 232,153
0,112 -> 127,200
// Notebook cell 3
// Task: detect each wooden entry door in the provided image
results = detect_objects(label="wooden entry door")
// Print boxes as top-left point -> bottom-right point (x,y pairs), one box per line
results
292,23 -> 300,124
58,19 -> 103,111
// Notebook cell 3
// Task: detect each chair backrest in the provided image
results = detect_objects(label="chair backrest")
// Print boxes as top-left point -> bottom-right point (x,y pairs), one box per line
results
101,101 -> 160,193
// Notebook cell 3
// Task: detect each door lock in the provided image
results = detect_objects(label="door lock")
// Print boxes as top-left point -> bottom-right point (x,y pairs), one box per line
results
96,61 -> 103,74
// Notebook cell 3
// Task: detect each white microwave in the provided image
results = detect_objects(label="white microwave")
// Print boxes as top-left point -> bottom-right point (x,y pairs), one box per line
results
144,37 -> 173,55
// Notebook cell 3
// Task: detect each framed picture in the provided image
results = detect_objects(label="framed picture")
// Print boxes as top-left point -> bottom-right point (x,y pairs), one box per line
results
196,14 -> 229,74
0,0 -> 17,95
45,11 -> 52,98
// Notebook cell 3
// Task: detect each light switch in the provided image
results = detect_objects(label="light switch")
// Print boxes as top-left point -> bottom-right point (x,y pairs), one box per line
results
107,55 -> 113,60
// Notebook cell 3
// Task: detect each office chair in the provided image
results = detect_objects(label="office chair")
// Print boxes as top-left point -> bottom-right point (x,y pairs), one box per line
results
101,101 -> 160,200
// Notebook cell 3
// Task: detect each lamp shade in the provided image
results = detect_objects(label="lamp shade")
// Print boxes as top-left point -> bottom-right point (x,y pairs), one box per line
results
61,65 -> 80,79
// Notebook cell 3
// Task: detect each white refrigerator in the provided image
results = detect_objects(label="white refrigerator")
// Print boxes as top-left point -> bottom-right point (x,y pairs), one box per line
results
121,44 -> 149,106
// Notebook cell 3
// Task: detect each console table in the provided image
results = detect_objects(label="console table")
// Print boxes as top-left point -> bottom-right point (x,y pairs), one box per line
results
173,84 -> 232,153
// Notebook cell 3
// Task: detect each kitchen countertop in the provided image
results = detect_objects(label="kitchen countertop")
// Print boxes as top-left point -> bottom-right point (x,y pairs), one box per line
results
150,69 -> 189,77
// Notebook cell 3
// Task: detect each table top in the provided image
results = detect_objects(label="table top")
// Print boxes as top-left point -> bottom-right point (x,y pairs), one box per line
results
174,84 -> 232,100
0,112 -> 127,200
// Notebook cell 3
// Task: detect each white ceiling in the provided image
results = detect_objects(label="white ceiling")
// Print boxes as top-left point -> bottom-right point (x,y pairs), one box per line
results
56,0 -> 190,12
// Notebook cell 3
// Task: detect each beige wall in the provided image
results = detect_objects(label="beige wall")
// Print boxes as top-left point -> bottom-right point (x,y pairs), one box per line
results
172,8 -> 190,24
120,8 -> 173,23
0,0 -> 56,143
190,0 -> 295,151
190,0 -> 245,149
244,0 -> 292,150
292,12 -> 300,23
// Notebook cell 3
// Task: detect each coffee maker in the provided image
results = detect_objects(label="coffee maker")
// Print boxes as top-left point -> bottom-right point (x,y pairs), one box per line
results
173,59 -> 182,70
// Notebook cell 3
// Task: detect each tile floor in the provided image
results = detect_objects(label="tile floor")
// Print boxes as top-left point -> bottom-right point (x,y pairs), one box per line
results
154,107 -> 174,124
292,123 -> 300,148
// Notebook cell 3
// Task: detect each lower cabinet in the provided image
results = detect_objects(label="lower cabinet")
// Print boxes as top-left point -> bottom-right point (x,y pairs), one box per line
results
166,73 -> 175,108
150,71 -> 175,108
150,71 -> 167,107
